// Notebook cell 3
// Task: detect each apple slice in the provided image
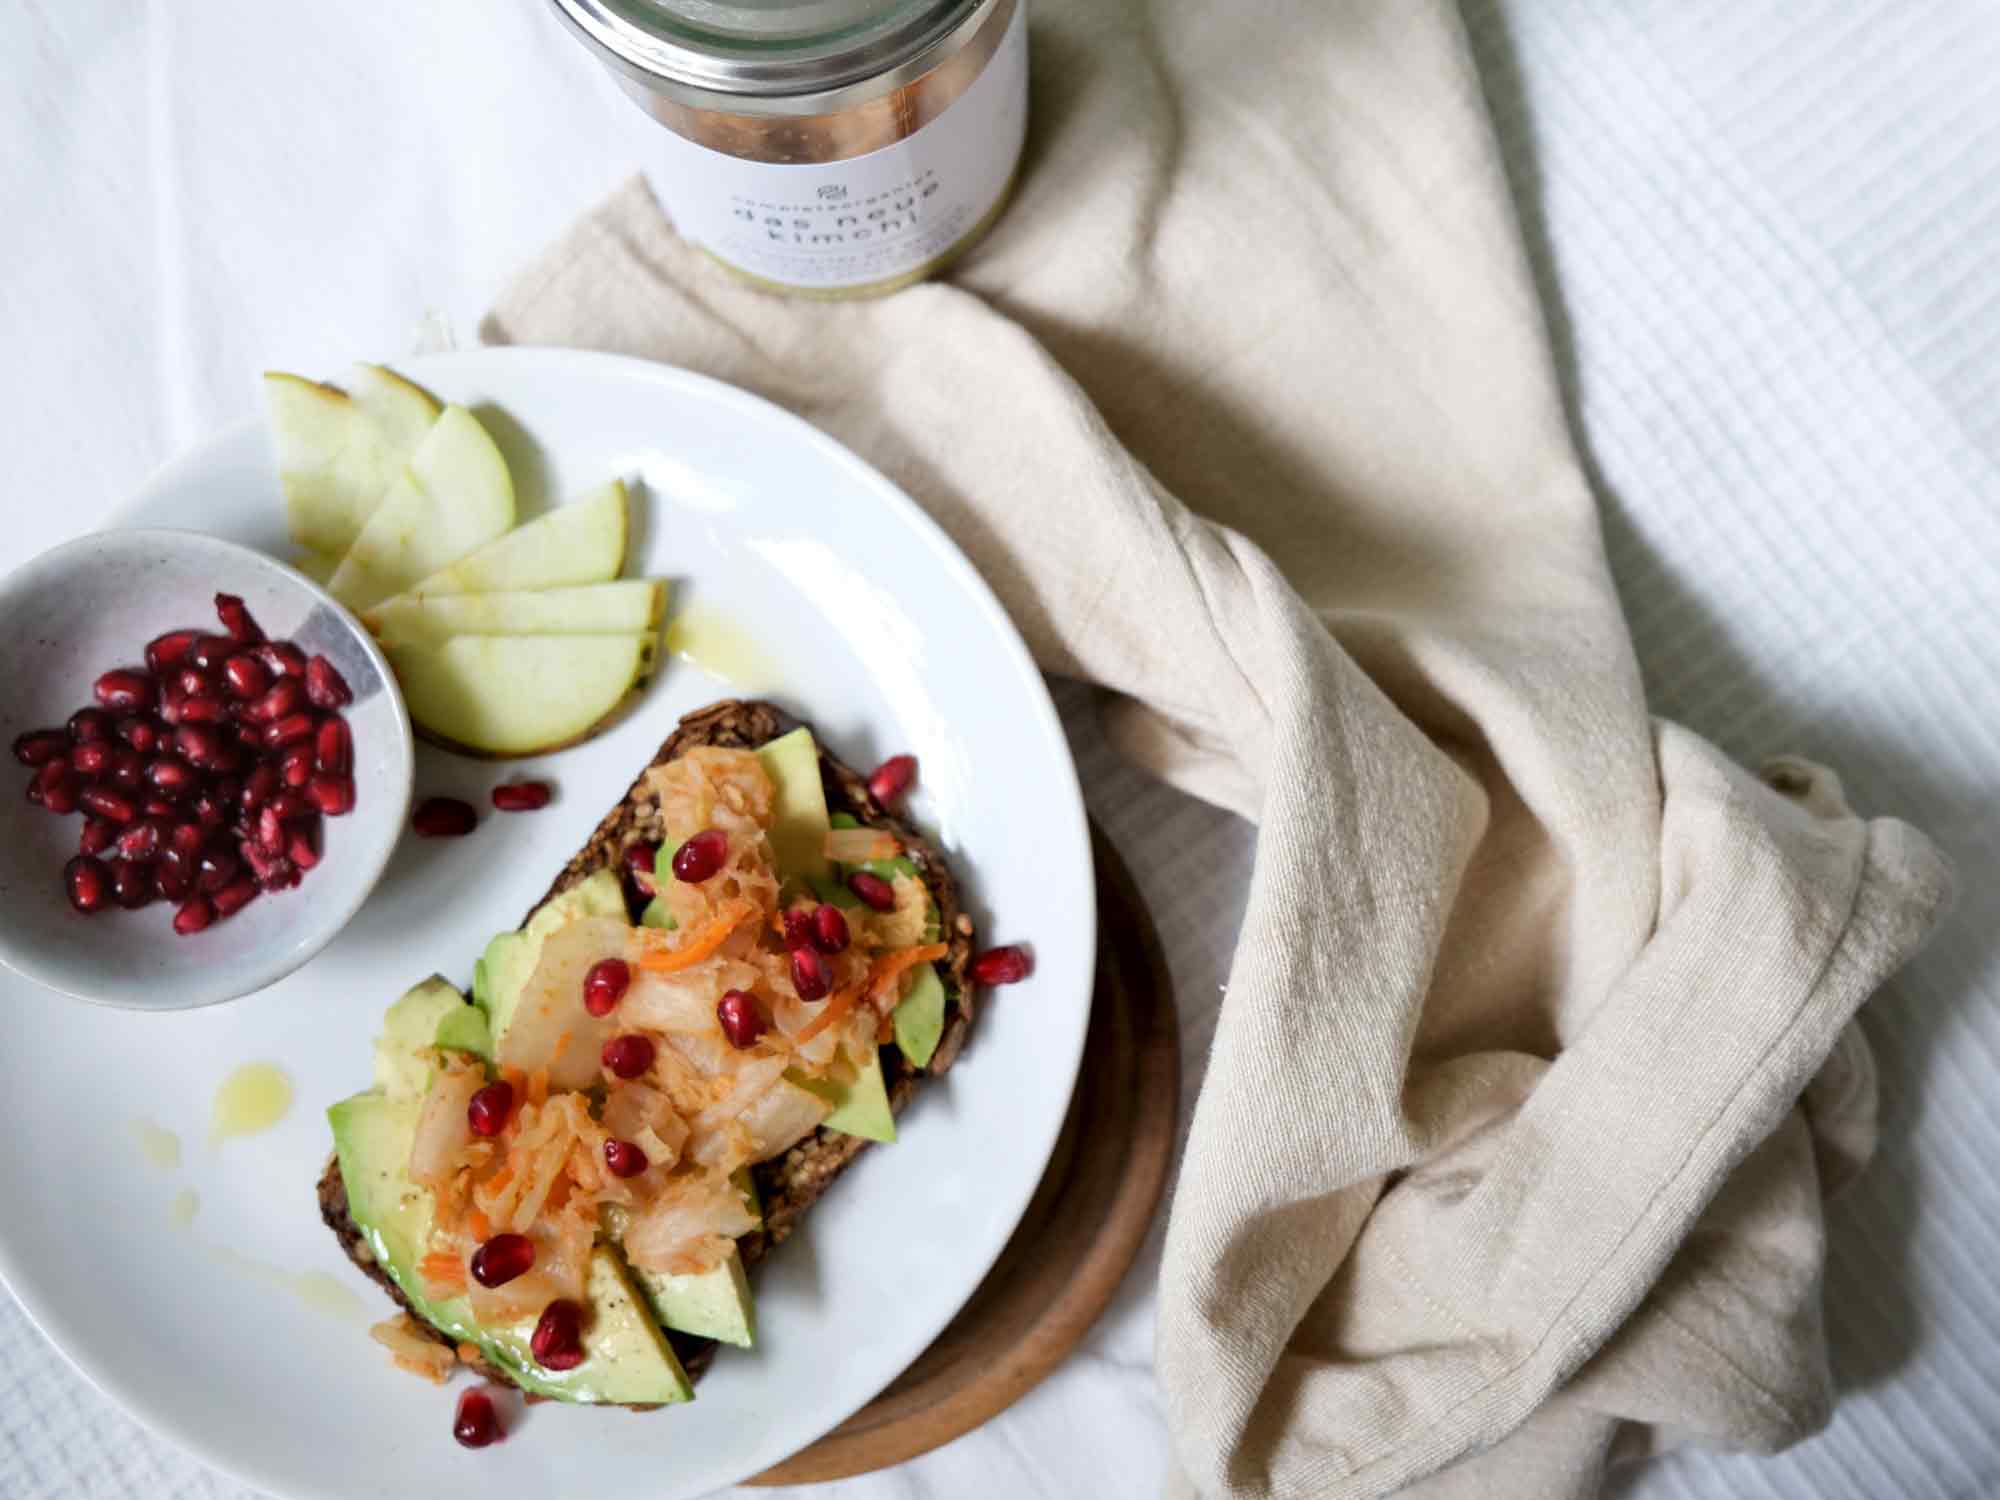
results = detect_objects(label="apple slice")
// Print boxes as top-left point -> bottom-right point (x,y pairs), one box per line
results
384,633 -> 656,756
293,549 -> 339,585
262,366 -> 440,554
391,479 -> 628,599
325,405 -> 516,613
365,580 -> 667,646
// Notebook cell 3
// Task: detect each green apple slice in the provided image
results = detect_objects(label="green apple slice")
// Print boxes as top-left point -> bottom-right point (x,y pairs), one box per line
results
364,580 -> 666,646
293,549 -> 340,585
385,633 -> 656,757
346,363 -> 439,455
390,479 -> 628,599
326,405 -> 516,613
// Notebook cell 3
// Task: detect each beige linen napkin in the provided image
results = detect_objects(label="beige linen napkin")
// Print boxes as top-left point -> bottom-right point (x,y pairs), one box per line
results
484,1 -> 1950,1493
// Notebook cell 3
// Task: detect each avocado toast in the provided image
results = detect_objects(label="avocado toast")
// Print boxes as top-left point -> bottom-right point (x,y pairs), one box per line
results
319,698 -> 977,1403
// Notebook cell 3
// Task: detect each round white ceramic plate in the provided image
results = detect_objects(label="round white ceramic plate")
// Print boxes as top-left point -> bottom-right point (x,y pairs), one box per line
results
0,348 -> 1094,1499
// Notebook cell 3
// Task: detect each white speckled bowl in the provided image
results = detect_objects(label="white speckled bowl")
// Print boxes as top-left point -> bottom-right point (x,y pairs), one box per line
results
0,529 -> 413,1008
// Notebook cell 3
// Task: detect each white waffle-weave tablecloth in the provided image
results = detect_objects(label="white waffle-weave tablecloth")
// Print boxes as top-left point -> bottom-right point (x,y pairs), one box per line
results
4,2 -> 1997,1496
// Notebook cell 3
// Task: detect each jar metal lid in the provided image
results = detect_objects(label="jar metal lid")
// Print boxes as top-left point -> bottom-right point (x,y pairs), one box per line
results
548,0 -> 998,114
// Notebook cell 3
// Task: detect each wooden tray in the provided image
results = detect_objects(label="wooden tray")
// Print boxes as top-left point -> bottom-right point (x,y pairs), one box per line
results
750,824 -> 1180,1485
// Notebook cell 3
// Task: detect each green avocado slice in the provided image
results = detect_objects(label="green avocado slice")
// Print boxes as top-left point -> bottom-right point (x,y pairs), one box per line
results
791,1047 -> 897,1144
328,1090 -> 692,1405
893,965 -> 948,1069
755,727 -> 831,881
372,977 -> 465,1099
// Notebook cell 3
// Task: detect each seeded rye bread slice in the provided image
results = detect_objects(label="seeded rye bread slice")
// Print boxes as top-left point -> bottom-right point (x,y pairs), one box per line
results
318,698 -> 978,1398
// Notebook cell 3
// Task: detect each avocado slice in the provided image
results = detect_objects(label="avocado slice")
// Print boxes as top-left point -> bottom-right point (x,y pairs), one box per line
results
755,727 -> 830,880
791,1046 -> 897,1144
328,1089 -> 693,1405
639,894 -> 677,932
893,965 -> 948,1069
476,869 -> 628,1043
433,1004 -> 491,1062
372,977 -> 465,1099
634,1248 -> 757,1349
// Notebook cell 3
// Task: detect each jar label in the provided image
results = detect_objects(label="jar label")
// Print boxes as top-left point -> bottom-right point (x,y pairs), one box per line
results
648,4 -> 1028,293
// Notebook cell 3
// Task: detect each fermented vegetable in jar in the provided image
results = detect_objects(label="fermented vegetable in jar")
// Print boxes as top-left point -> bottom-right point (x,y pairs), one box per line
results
548,0 -> 1028,297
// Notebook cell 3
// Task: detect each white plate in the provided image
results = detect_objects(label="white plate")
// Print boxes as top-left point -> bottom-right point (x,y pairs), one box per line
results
0,348 -> 1094,1499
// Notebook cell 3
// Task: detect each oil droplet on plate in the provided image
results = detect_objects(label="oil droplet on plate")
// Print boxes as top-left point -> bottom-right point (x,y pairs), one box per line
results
203,1246 -> 367,1326
665,604 -> 777,690
133,1119 -> 181,1170
210,1063 -> 293,1145
168,1188 -> 199,1230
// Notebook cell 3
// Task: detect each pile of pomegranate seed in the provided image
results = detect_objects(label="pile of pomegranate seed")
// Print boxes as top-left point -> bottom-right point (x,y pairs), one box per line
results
13,593 -> 356,933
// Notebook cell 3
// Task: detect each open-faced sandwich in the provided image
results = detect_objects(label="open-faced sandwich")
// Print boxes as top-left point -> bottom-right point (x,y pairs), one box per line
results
318,699 -> 983,1422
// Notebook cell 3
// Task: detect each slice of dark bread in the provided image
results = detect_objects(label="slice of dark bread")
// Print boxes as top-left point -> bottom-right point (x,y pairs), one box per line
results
319,698 -> 977,1398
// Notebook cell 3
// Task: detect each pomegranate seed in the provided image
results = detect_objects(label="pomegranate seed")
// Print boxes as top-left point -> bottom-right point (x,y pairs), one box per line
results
24,776 -> 41,807
411,796 -> 474,836
169,821 -> 205,859
779,908 -> 813,949
470,1234 -> 534,1289
172,895 -> 214,936
245,677 -> 303,724
491,780 -> 551,812
115,715 -> 162,753
188,635 -> 237,674
211,877 -> 259,917
268,791 -> 317,822
70,741 -> 111,778
256,804 -> 286,854
93,669 -> 156,713
107,748 -> 144,791
308,774 -> 357,817
64,856 -> 111,913
178,693 -> 227,724
262,712 -> 314,749
141,796 -> 176,818
602,1138 -> 648,1178
530,1300 -> 585,1371
221,653 -> 271,699
847,870 -> 896,911
582,958 -> 630,1017
867,753 -> 917,807
240,763 -> 279,813
810,903 -> 850,954
601,1034 -> 655,1080
671,828 -> 728,883
277,742 -> 314,789
37,761 -> 80,815
78,785 -> 133,824
253,641 -> 306,678
11,730 -> 69,766
111,860 -> 154,909
175,667 -> 214,701
716,989 -> 767,1049
213,592 -> 264,644
286,822 -> 320,871
155,849 -> 195,901
971,945 -> 1033,986
790,945 -> 832,1002
191,792 -> 227,832
621,841 -> 659,894
467,1081 -> 513,1138
115,818 -> 163,861
452,1388 -> 504,1449
144,630 -> 200,675
173,723 -> 225,770
315,716 -> 351,775
78,817 -> 115,856
242,839 -> 298,891
304,654 -> 352,709
197,846 -> 239,893
145,755 -> 198,799
67,708 -> 113,743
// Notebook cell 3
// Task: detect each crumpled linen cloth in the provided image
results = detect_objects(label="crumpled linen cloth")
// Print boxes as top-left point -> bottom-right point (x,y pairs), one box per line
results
480,1 -> 1952,1494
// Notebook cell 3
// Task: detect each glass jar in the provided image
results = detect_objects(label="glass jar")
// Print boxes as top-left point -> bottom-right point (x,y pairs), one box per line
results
549,0 -> 1028,298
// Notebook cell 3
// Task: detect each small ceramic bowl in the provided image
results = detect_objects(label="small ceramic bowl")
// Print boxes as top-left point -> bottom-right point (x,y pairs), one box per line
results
0,529 -> 413,1009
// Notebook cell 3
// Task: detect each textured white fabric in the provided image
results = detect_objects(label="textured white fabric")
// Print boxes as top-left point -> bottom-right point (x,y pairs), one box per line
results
4,2 -> 1998,1498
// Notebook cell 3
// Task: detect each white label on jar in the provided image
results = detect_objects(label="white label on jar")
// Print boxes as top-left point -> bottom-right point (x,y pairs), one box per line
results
648,3 -> 1028,292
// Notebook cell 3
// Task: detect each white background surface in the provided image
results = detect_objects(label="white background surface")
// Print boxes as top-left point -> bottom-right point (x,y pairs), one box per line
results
4,2 -> 1997,1498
